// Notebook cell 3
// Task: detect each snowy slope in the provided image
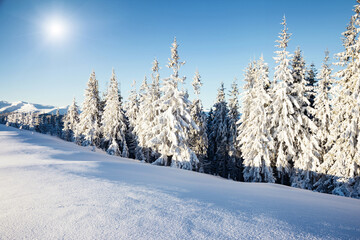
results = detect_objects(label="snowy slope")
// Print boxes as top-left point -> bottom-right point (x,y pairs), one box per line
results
0,125 -> 359,239
0,100 -> 68,114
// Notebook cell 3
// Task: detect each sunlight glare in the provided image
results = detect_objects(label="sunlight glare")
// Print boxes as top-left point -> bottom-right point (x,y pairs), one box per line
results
45,18 -> 68,41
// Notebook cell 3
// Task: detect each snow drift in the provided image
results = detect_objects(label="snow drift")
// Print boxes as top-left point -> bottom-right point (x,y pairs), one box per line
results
0,125 -> 359,239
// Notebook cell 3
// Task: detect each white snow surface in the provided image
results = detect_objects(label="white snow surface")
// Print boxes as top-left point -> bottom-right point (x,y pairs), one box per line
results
0,100 -> 68,114
0,125 -> 359,240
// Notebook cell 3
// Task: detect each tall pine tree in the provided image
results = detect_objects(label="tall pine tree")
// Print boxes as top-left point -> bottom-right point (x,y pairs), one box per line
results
239,57 -> 275,183
189,70 -> 208,172
150,38 -> 199,170
314,50 -> 335,193
228,78 -> 241,180
208,83 -> 230,177
101,69 -> 129,157
124,80 -> 140,159
76,71 -> 101,148
270,17 -> 319,187
320,3 -> 360,197
62,98 -> 79,142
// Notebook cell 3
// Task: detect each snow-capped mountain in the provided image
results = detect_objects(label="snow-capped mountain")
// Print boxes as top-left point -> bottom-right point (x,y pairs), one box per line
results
0,101 -> 68,115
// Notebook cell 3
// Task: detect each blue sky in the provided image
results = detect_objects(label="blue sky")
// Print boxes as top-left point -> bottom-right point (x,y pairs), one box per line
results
0,0 -> 354,110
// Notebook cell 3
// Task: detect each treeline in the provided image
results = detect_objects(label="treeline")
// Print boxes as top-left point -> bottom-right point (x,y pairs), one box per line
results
2,111 -> 63,136
3,2 -> 360,198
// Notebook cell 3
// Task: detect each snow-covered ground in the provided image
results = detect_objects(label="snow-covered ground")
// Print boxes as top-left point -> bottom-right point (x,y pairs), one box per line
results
0,125 -> 359,239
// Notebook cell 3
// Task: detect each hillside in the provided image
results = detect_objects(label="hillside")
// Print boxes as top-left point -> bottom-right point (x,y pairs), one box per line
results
0,124 -> 359,239
0,100 -> 68,114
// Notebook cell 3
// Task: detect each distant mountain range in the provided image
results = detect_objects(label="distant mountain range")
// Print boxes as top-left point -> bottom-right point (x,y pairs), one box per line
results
0,101 -> 68,115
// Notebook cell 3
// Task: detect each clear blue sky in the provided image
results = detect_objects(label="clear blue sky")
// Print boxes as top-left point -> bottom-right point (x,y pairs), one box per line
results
0,0 -> 354,110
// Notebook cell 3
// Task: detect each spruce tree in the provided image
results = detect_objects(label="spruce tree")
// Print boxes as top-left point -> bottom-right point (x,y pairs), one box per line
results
189,70 -> 208,172
77,71 -> 101,148
305,63 -> 318,111
53,108 -> 62,137
150,38 -> 199,170
239,57 -> 275,183
62,98 -> 80,142
208,83 -> 230,177
125,80 -> 140,159
315,51 -> 333,164
204,107 -> 214,174
135,76 -> 153,162
291,47 -> 306,85
313,50 -> 335,193
101,69 -> 128,157
270,16 -> 319,186
320,3 -> 360,197
228,78 -> 241,180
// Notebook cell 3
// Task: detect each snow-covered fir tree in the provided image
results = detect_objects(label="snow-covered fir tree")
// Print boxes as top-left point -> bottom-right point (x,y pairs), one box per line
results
143,59 -> 163,161
270,16 -> 319,187
313,50 -> 335,193
305,63 -> 318,111
235,60 -> 257,180
135,76 -> 153,162
291,47 -> 306,85
62,98 -> 79,142
133,60 -> 162,162
189,70 -> 208,173
124,80 -> 142,160
204,107 -> 214,174
207,83 -> 230,177
237,60 -> 257,129
150,38 -> 199,170
101,69 -> 128,157
53,108 -> 62,137
150,58 -> 161,100
319,3 -> 360,197
76,71 -> 102,148
314,51 -> 333,165
227,78 -> 241,180
239,56 -> 275,183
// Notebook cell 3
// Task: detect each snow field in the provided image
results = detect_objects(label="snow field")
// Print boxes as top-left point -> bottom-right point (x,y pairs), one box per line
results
0,125 -> 359,239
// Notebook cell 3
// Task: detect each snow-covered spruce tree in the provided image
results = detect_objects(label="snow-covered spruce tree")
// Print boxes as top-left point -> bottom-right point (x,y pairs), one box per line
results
150,58 -> 161,100
319,4 -> 360,197
53,108 -> 62,137
239,56 -> 275,183
314,51 -> 333,164
135,76 -> 152,162
76,71 -> 102,148
204,107 -> 214,174
313,50 -> 335,193
101,69 -> 128,157
207,83 -> 230,177
270,16 -> 319,187
189,70 -> 208,173
237,60 -> 257,128
140,59 -> 163,162
26,113 -> 36,131
133,62 -> 162,163
227,78 -> 241,180
305,63 -> 318,111
290,44 -> 320,189
235,60 -> 256,180
291,47 -> 306,85
62,98 -> 80,142
124,80 -> 141,159
99,90 -> 107,118
150,38 -> 199,170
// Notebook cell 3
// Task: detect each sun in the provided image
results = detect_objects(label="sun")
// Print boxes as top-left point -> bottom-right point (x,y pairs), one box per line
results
44,18 -> 68,41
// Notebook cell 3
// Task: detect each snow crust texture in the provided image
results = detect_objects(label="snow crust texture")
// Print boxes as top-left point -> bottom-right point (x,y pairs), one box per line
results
0,125 -> 360,239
